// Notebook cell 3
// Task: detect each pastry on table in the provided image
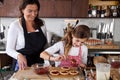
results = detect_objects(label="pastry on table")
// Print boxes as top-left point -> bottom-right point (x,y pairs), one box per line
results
61,66 -> 70,71
69,70 -> 79,75
50,70 -> 60,76
60,70 -> 69,75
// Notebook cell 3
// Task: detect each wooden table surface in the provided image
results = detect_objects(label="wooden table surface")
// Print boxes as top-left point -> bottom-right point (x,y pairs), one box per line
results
9,67 -> 120,80
9,67 -> 84,80
9,67 -> 50,80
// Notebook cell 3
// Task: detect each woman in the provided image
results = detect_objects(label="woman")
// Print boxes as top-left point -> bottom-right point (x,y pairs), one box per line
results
6,0 -> 48,71
40,25 -> 90,68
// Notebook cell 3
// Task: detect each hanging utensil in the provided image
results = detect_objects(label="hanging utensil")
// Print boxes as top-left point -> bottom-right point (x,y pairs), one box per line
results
109,19 -> 114,38
101,23 -> 106,39
105,23 -> 110,39
74,19 -> 79,28
0,24 -> 5,39
97,22 -> 105,39
84,69 -> 88,80
97,23 -> 102,39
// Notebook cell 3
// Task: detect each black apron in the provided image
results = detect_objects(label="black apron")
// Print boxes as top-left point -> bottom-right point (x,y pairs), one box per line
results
14,17 -> 47,70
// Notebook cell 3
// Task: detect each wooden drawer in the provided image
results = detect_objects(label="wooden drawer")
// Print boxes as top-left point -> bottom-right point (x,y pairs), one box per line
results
0,54 -> 12,68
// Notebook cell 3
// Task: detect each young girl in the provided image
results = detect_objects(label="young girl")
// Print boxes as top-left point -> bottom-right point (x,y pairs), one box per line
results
40,25 -> 90,68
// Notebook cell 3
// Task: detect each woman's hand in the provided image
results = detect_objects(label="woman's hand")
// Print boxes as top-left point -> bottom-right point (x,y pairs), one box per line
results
17,54 -> 27,70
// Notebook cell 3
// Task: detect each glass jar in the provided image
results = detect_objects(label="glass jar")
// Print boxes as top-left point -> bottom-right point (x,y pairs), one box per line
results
92,6 -> 97,17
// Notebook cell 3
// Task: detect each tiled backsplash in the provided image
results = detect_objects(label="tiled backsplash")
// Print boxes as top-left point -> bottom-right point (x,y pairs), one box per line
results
0,18 -> 120,42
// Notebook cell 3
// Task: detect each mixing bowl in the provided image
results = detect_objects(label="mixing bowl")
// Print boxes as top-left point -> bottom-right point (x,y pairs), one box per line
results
32,63 -> 49,75
108,58 -> 120,68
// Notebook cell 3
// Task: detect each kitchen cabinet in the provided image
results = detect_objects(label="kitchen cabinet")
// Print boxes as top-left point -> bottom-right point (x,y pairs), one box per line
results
1,0 -> 119,18
39,0 -> 56,17
39,0 -> 72,18
0,0 -> 20,17
54,0 -> 72,17
0,1 -> 5,17
0,54 -> 12,68
0,0 -> 88,18
39,0 -> 88,18
72,0 -> 88,17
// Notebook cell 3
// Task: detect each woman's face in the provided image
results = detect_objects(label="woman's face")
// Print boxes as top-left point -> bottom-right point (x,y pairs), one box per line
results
72,36 -> 87,47
22,4 -> 38,22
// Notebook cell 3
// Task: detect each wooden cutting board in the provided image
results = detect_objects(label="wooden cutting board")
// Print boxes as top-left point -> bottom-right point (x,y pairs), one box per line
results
110,68 -> 120,80
9,67 -> 50,80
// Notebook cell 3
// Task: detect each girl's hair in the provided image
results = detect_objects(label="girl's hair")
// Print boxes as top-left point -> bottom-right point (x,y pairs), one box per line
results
62,25 -> 90,56
19,0 -> 44,28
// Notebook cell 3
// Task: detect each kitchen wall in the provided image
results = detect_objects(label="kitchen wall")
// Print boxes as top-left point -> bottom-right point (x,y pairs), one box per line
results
0,18 -> 120,42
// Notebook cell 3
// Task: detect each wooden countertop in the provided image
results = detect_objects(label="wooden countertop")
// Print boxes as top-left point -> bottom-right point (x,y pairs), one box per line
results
9,67 -> 120,80
9,67 -> 50,80
9,67 -> 84,80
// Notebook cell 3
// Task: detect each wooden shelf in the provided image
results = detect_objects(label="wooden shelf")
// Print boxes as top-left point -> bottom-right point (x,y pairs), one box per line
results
89,0 -> 119,6
87,44 -> 120,49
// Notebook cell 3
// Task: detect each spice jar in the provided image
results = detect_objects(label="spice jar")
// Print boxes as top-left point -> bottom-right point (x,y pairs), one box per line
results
105,6 -> 111,17
101,6 -> 105,17
92,6 -> 97,17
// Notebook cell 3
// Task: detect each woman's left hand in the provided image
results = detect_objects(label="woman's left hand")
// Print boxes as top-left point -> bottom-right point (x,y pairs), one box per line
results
17,53 -> 28,70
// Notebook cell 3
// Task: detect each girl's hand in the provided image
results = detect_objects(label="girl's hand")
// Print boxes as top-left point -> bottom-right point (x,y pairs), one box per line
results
53,55 -> 65,61
79,63 -> 86,68
17,54 -> 28,70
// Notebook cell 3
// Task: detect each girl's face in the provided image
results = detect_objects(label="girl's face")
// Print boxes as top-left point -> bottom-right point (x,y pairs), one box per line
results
72,36 -> 87,47
22,4 -> 38,22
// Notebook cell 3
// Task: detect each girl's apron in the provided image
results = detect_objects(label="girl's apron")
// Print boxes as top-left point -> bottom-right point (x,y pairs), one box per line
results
14,17 -> 47,71
59,47 -> 82,67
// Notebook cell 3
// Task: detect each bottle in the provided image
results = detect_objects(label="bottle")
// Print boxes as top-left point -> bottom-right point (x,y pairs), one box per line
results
105,6 -> 111,17
87,56 -> 94,67
113,6 -> 118,17
96,6 -> 101,18
88,4 -> 92,17
111,5 -> 118,17
101,6 -> 105,17
88,9 -> 92,17
92,6 -> 97,17
117,5 -> 120,17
